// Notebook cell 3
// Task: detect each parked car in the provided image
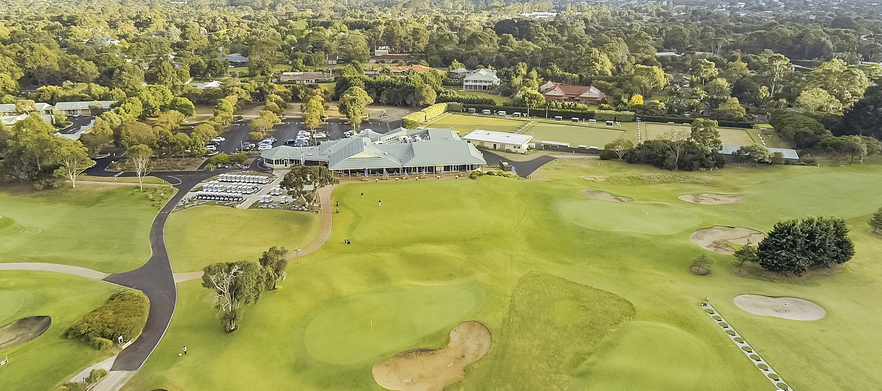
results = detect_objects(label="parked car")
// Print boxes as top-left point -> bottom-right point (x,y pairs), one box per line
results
258,143 -> 272,151
294,139 -> 309,147
285,138 -> 297,145
205,144 -> 217,151
344,130 -> 356,137
212,137 -> 225,143
313,132 -> 327,139
298,130 -> 310,137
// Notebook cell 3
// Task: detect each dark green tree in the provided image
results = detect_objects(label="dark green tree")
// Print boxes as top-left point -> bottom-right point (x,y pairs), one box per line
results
259,246 -> 289,291
870,207 -> 882,234
202,261 -> 268,332
756,217 -> 855,275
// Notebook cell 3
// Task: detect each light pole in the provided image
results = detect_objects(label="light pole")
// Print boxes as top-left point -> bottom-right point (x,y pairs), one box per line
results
295,248 -> 301,261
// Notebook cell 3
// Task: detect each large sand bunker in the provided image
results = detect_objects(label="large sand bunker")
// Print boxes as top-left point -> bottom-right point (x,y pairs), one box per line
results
0,316 -> 52,349
679,193 -> 746,205
581,189 -> 633,203
734,295 -> 826,321
690,226 -> 766,254
372,321 -> 492,391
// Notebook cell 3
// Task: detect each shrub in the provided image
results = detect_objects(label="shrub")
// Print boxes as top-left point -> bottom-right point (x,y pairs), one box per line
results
594,110 -> 635,122
742,346 -> 754,353
87,368 -> 108,383
725,330 -> 736,336
90,337 -> 114,351
734,337 -> 745,343
689,254 -> 712,275
757,364 -> 769,371
718,322 -> 729,328
64,289 -> 150,349
749,354 -> 761,361
445,102 -> 463,112
712,315 -> 722,321
469,170 -> 483,180
768,373 -> 780,381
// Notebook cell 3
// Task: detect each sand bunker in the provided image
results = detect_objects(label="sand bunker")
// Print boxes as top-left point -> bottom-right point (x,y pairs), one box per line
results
372,321 -> 492,391
0,316 -> 52,349
679,193 -> 746,205
581,189 -> 633,203
690,226 -> 766,254
734,295 -> 826,321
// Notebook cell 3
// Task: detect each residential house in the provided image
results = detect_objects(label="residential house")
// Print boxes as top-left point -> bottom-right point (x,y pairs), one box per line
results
219,53 -> 249,66
53,101 -> 116,116
539,81 -> 605,104
719,144 -> 800,164
448,68 -> 469,79
193,80 -> 223,90
462,130 -> 533,153
279,72 -> 335,84
327,54 -> 338,67
462,69 -> 500,91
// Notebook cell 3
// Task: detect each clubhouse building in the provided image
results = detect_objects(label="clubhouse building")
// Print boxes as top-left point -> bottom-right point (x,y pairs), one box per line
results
261,128 -> 486,175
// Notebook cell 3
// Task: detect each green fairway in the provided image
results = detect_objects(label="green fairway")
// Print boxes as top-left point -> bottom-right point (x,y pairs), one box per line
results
573,321 -> 713,390
645,122 -> 757,146
0,184 -> 171,273
0,271 -> 120,391
525,121 -> 634,147
128,160 -> 882,391
304,284 -> 482,365
164,206 -> 321,272
424,113 -> 527,134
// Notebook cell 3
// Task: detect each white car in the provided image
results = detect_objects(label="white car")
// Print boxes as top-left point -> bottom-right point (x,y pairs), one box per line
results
205,144 -> 217,151
212,137 -> 225,143
298,130 -> 310,137
313,132 -> 327,139
257,143 -> 272,151
344,130 -> 356,137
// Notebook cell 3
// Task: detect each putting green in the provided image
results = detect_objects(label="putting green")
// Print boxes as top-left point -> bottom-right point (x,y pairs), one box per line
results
303,284 -> 479,365
556,200 -> 702,235
573,321 -> 710,390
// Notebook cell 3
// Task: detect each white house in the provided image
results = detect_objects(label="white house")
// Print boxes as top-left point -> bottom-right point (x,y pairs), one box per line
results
462,130 -> 533,153
53,101 -> 116,116
462,69 -> 500,91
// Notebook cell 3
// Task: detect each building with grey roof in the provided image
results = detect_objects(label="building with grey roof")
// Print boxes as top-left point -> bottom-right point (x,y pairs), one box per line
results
53,101 -> 116,116
261,128 -> 486,175
719,144 -> 800,163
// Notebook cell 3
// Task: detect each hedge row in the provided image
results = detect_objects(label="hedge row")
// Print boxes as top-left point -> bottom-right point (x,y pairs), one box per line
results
63,289 -> 150,350
594,110 -> 636,122
402,103 -> 448,128
436,94 -> 496,105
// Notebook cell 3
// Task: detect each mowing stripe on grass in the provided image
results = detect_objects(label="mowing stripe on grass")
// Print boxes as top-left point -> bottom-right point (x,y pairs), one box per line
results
701,302 -> 792,390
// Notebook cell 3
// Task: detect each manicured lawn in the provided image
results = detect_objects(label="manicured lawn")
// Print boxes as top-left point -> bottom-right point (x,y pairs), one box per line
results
164,206 -> 321,272
524,120 -> 633,147
644,122 -> 757,146
447,89 -> 512,105
424,113 -> 528,134
126,161 -> 882,391
0,184 -> 172,273
0,271 -> 120,391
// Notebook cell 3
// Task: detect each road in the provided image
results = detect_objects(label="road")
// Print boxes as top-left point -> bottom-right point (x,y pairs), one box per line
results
481,151 -> 556,178
104,171 -> 214,371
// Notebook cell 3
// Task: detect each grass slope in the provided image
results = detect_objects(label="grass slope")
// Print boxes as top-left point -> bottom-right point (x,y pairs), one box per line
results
0,184 -> 171,273
454,272 -> 635,390
130,161 -> 882,391
0,271 -> 119,391
164,206 -> 321,272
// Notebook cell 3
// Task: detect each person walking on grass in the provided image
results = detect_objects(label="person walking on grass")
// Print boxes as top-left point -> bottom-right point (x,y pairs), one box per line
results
378,200 -> 382,207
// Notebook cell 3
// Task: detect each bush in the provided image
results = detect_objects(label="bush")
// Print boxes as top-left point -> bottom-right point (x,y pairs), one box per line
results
87,368 -> 108,383
64,289 -> 150,349
757,364 -> 769,371
725,330 -> 736,336
469,170 -> 483,180
598,149 -> 619,160
742,346 -> 753,353
750,354 -> 761,361
90,337 -> 114,351
756,217 -> 855,275
770,151 -> 785,164
734,337 -> 745,343
689,254 -> 712,275
445,102 -> 463,112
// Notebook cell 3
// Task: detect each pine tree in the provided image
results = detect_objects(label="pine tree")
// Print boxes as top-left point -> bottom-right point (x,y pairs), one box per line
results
870,207 -> 882,233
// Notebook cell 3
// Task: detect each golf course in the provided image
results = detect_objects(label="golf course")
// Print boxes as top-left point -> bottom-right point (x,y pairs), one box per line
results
127,160 -> 882,390
3,158 -> 882,390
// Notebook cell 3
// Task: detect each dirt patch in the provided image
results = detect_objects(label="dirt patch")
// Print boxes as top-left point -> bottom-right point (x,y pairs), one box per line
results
581,189 -> 633,203
0,316 -> 52,349
679,193 -> 746,205
734,295 -> 826,321
372,321 -> 492,391
690,226 -> 765,254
